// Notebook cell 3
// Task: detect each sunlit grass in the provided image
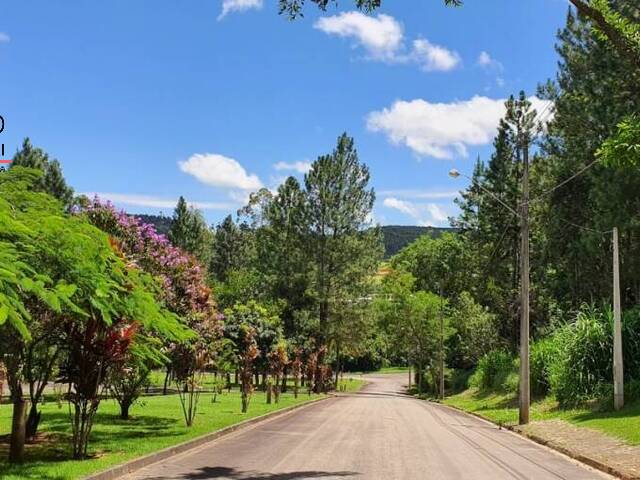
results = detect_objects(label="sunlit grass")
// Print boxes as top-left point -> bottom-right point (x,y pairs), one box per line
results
0,389 -> 324,480
445,388 -> 640,445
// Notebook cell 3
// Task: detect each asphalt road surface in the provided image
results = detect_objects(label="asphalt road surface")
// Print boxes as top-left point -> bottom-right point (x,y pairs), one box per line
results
126,374 -> 613,480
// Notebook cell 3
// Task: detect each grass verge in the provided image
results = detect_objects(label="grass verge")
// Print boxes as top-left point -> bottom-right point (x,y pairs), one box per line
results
337,378 -> 367,392
0,389 -> 323,480
445,388 -> 640,445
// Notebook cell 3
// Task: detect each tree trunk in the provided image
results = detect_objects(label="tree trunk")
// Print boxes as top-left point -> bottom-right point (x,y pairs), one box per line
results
25,403 -> 41,439
9,398 -> 28,464
266,383 -> 272,404
120,401 -> 131,420
281,369 -> 288,393
163,368 -> 171,395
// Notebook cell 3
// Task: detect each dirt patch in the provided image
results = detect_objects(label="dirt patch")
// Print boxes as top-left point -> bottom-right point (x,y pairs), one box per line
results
515,420 -> 640,479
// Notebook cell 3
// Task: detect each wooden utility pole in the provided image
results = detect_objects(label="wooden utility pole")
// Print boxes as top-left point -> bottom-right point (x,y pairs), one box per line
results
439,285 -> 445,401
613,227 -> 624,410
519,135 -> 530,426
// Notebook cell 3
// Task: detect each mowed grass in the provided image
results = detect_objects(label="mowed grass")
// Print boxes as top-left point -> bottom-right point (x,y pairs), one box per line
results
445,388 -> 640,445
0,389 -> 324,480
337,378 -> 367,392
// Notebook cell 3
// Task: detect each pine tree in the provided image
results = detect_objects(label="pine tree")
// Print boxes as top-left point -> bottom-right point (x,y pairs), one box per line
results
168,196 -> 213,267
211,215 -> 245,282
304,133 -> 383,390
11,138 -> 74,208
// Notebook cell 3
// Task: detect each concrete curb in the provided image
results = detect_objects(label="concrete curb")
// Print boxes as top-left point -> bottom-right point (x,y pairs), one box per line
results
83,395 -> 332,480
438,402 -> 634,480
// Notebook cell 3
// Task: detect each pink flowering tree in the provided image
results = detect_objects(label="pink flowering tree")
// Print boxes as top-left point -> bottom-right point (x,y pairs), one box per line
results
82,199 -> 220,423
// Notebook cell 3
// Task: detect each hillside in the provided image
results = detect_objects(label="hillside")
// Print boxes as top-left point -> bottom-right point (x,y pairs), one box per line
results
380,225 -> 455,258
130,214 -> 453,259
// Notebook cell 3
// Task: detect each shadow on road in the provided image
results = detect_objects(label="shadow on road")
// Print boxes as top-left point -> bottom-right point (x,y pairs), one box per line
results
148,466 -> 359,479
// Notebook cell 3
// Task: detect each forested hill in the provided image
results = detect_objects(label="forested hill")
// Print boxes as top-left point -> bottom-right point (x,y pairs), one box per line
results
380,225 -> 455,258
131,214 -> 453,259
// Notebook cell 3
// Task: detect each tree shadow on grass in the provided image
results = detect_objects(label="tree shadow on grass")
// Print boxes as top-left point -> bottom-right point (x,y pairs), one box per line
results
148,466 -> 359,479
41,410 -> 181,435
569,399 -> 640,423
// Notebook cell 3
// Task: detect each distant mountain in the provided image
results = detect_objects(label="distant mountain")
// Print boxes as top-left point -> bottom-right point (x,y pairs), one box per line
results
131,214 -> 452,260
381,225 -> 456,258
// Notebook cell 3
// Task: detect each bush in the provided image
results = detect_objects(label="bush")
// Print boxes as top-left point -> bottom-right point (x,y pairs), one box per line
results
469,350 -> 518,393
548,306 -> 614,406
450,369 -> 474,393
530,338 -> 556,397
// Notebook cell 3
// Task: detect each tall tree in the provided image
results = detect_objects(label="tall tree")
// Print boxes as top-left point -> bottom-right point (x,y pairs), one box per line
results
168,196 -> 213,267
304,133 -> 383,390
10,138 -> 75,208
537,4 -> 640,308
210,215 -> 247,282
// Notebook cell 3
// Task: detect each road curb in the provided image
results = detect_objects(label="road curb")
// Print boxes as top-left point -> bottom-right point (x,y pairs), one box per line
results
83,395 -> 332,480
437,402 -> 635,480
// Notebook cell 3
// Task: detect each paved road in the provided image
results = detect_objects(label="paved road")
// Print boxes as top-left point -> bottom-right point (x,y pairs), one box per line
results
126,374 -> 612,480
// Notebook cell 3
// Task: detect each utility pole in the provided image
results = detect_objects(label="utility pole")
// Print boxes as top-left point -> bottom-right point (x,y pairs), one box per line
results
439,284 -> 445,401
613,227 -> 624,410
519,131 -> 530,425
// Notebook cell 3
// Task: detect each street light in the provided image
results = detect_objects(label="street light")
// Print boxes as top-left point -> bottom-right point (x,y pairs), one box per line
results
448,169 -> 520,218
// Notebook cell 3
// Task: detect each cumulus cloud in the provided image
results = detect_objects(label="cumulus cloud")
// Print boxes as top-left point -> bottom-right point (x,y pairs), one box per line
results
273,161 -> 312,174
383,197 -> 420,218
0,32 -> 10,43
179,153 -> 263,191
314,12 -> 403,61
367,95 -> 549,159
217,0 -> 263,20
383,197 -> 450,226
411,39 -> 460,72
83,193 -> 233,211
314,11 -> 459,72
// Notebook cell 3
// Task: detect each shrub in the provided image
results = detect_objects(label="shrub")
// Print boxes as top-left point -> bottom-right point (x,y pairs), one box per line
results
469,350 -> 518,392
530,338 -> 556,397
548,307 -> 613,407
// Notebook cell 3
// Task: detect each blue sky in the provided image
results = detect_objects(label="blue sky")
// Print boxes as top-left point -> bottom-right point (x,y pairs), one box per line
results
0,0 -> 568,227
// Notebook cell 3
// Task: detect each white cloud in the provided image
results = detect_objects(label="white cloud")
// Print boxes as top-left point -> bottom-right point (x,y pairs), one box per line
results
367,95 -> 549,159
383,197 -> 450,226
83,193 -> 233,211
314,12 -> 459,72
379,189 -> 459,200
273,161 -> 312,174
477,51 -> 503,70
217,0 -> 263,20
425,204 -> 448,223
383,197 -> 420,218
314,12 -> 403,61
411,39 -> 460,72
179,153 -> 263,190
0,32 -> 10,43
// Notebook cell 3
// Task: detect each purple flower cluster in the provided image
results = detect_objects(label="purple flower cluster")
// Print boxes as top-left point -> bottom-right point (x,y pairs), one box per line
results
83,197 -> 216,321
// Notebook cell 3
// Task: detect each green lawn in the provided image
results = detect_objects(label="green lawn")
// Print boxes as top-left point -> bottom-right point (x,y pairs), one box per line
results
337,378 -> 367,392
445,388 -> 640,445
377,366 -> 410,374
0,389 -> 324,480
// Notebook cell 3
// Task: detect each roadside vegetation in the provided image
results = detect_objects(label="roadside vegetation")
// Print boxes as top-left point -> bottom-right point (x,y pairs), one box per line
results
1,1 -> 639,478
